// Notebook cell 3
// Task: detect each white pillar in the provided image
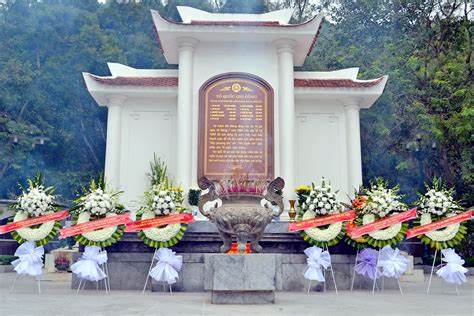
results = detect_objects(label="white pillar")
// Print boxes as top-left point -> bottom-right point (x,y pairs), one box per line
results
105,95 -> 126,189
176,38 -> 197,189
276,39 -> 296,215
344,101 -> 363,193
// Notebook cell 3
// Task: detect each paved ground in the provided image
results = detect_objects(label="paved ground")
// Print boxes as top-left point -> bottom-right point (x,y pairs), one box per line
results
0,272 -> 472,316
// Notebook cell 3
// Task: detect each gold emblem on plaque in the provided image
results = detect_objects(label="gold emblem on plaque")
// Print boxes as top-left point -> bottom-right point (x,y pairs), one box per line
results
231,83 -> 242,93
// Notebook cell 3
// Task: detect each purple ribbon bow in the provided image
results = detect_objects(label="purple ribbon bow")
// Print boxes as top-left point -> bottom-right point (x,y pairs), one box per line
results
355,248 -> 379,280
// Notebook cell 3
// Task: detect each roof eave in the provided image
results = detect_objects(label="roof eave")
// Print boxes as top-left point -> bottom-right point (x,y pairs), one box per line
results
151,10 -> 324,66
83,73 -> 178,106
295,75 -> 388,108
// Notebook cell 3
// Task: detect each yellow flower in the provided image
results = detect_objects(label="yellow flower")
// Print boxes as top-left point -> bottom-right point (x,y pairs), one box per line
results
295,185 -> 311,194
171,186 -> 184,193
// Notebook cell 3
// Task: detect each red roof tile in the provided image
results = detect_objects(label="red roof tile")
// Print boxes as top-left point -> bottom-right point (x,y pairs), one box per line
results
89,75 -> 178,87
294,77 -> 384,88
88,75 -> 383,89
189,20 -> 281,26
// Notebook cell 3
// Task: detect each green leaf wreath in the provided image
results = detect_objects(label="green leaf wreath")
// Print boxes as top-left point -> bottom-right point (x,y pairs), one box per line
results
295,179 -> 346,248
136,154 -> 188,249
352,178 -> 408,249
69,173 -> 125,248
9,172 -> 63,246
414,178 -> 467,250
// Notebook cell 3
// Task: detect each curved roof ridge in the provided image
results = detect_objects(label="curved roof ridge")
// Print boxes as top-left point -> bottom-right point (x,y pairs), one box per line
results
151,9 -> 323,28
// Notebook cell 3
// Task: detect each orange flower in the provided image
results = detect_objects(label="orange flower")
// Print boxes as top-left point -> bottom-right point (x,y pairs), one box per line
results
352,195 -> 367,211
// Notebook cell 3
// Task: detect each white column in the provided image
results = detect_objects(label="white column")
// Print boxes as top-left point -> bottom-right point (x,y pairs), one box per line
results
344,101 -> 363,193
276,39 -> 296,215
176,38 -> 197,189
105,95 -> 126,189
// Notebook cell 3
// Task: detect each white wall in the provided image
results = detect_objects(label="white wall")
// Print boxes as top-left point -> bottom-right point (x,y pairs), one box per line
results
119,97 -> 177,208
191,42 -> 280,186
295,100 -> 349,197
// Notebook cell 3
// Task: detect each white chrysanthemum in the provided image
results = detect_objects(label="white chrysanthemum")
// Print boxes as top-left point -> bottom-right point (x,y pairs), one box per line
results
18,186 -> 55,217
363,185 -> 404,218
419,189 -> 458,216
82,188 -> 116,216
302,179 -> 341,215
149,188 -> 176,216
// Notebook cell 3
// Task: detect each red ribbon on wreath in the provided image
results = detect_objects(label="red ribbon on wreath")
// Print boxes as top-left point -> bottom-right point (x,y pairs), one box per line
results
406,210 -> 472,239
124,213 -> 194,232
288,210 -> 356,232
346,208 -> 417,239
0,210 -> 70,234
59,214 -> 132,238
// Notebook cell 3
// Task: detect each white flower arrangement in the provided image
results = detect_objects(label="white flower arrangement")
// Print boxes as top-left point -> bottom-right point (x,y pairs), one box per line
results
362,179 -> 405,218
10,173 -> 61,245
418,187 -> 460,216
137,155 -> 188,248
350,179 -> 408,248
18,185 -> 55,217
71,175 -> 125,247
415,178 -> 466,249
79,188 -> 117,216
301,178 -> 342,215
149,187 -> 176,216
296,179 -> 345,247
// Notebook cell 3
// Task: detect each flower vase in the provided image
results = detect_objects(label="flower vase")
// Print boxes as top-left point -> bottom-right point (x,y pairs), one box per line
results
289,200 -> 297,222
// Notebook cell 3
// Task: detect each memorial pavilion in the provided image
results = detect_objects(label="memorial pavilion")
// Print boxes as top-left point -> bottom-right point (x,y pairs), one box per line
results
83,6 -> 388,210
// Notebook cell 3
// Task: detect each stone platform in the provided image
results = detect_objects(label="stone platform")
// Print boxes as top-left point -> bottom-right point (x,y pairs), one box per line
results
71,221 -> 423,292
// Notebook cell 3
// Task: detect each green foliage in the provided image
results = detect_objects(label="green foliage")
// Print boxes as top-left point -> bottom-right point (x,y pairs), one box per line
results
187,188 -> 201,206
307,0 -> 473,204
148,154 -> 170,188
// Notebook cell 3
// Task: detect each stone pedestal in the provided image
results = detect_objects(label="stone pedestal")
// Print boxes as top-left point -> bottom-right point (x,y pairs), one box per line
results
70,221 -> 424,292
205,254 -> 277,304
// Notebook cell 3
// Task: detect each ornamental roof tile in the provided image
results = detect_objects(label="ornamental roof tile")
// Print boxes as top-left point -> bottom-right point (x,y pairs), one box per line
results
88,75 -> 178,87
294,77 -> 384,88
88,75 -> 384,89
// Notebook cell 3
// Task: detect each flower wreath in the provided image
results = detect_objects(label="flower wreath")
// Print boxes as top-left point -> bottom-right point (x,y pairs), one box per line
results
9,173 -> 62,246
295,179 -> 345,247
136,155 -> 188,249
70,175 -> 125,248
353,178 -> 408,248
414,178 -> 467,250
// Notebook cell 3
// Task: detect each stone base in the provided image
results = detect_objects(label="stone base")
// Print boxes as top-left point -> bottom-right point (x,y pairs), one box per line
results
70,222 -> 424,292
0,265 -> 14,273
205,254 -> 276,304
71,251 -> 407,292
212,291 -> 275,304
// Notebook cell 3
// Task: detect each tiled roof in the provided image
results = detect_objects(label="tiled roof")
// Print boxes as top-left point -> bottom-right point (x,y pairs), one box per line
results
294,77 -> 384,88
189,20 -> 281,26
88,75 -> 383,89
88,75 -> 178,87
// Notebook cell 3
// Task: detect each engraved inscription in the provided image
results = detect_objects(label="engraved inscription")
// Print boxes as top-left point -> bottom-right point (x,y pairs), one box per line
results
198,74 -> 274,180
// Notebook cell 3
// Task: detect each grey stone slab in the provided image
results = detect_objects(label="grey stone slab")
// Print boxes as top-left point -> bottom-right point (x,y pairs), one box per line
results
71,252 -> 153,291
211,290 -> 275,304
152,262 -> 206,292
205,254 -> 277,291
70,251 -> 410,292
0,265 -> 14,273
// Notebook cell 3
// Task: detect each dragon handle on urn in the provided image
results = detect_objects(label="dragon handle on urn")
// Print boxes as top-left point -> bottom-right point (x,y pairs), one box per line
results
198,176 -> 285,253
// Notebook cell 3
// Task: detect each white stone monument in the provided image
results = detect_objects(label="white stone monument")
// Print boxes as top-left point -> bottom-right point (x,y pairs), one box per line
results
83,7 -> 387,214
